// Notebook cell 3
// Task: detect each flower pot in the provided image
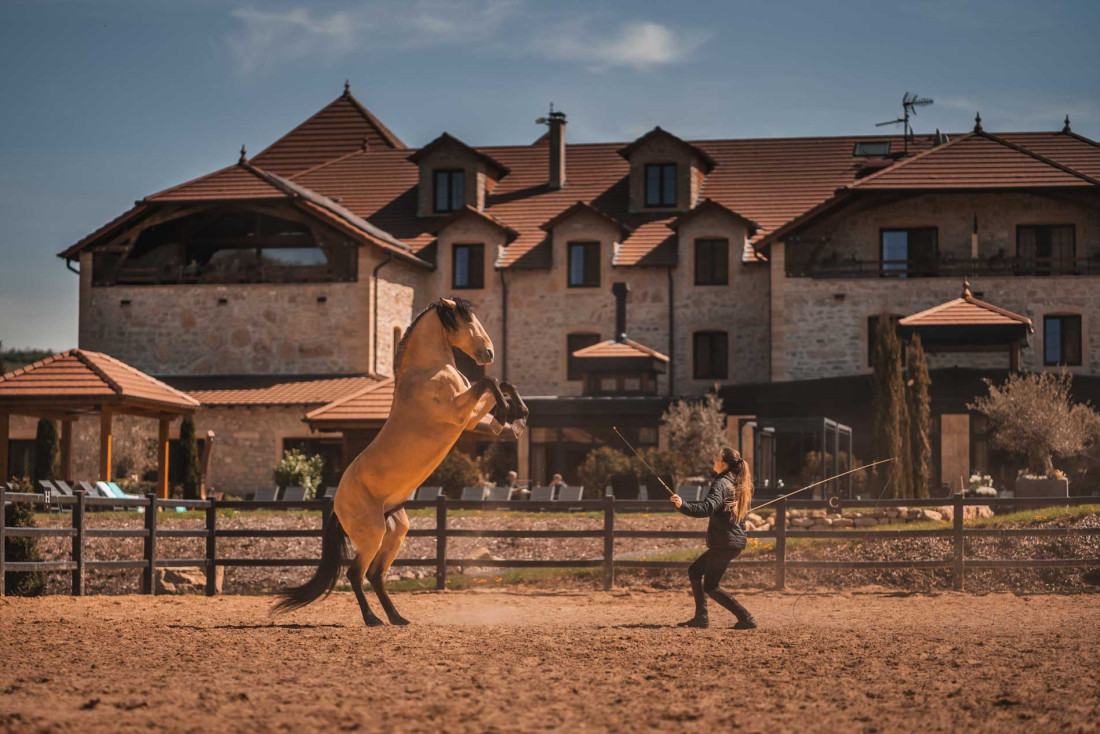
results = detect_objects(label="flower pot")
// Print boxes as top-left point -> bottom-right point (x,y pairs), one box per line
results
1014,477 -> 1069,498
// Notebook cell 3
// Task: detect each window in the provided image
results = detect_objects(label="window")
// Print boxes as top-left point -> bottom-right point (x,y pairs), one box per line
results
1018,225 -> 1075,275
644,163 -> 677,207
694,238 -> 729,285
853,141 -> 891,157
568,242 -> 600,287
452,243 -> 485,289
880,227 -> 937,277
867,314 -> 901,367
433,169 -> 465,213
1044,315 -> 1082,366
693,331 -> 728,380
566,332 -> 601,381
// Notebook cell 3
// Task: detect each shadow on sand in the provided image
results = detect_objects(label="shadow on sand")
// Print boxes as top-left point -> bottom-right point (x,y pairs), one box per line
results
167,623 -> 345,630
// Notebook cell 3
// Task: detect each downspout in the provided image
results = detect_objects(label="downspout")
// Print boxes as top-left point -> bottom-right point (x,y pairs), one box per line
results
66,258 -> 80,275
499,268 -> 509,381
667,266 -> 675,396
372,252 -> 394,376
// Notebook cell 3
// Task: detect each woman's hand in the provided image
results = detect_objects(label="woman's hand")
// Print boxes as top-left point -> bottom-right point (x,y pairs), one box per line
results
670,494 -> 683,508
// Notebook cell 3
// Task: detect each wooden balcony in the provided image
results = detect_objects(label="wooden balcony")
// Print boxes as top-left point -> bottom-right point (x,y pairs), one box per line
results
786,254 -> 1100,279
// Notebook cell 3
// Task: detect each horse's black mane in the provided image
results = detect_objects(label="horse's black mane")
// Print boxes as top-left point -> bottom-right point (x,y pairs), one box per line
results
392,298 -> 475,381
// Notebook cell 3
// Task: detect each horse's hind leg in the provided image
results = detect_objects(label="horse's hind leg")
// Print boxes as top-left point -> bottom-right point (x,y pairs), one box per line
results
366,509 -> 411,625
344,518 -> 387,627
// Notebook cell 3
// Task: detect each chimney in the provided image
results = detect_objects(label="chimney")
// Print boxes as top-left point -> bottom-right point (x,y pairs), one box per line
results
549,107 -> 567,189
612,282 -> 630,342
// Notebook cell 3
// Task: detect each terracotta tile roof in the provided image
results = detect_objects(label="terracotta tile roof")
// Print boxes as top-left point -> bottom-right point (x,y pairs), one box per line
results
146,163 -> 289,202
304,379 -> 395,425
437,205 -> 519,241
0,350 -> 200,412
251,90 -> 406,176
999,131 -> 1100,179
162,374 -> 380,406
408,133 -> 510,178
58,203 -> 149,260
573,338 -> 670,362
899,281 -> 1033,330
850,131 -> 1100,190
618,127 -> 717,173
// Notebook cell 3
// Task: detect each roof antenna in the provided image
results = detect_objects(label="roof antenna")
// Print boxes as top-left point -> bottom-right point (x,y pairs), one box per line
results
239,144 -> 247,164
876,92 -> 934,156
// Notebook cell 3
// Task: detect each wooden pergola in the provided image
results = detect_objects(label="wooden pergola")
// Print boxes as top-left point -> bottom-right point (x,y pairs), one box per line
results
0,349 -> 200,497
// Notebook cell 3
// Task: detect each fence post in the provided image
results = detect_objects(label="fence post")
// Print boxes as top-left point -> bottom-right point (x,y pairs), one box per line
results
0,485 -> 6,597
435,495 -> 447,590
952,492 -> 965,591
205,499 -> 217,596
72,489 -> 85,596
603,494 -> 615,590
774,497 -> 787,591
143,493 -> 157,595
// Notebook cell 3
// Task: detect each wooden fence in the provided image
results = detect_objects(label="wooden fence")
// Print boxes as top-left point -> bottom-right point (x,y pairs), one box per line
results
2,488 -> 1098,597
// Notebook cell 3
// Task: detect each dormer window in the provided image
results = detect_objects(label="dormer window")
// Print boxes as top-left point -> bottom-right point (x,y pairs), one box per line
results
645,164 -> 677,207
433,170 -> 465,213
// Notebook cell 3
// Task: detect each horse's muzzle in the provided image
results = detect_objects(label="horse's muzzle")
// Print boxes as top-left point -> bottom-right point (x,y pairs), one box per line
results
476,348 -> 494,365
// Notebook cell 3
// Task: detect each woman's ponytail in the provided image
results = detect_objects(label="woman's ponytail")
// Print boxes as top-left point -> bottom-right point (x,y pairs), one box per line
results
720,446 -> 754,522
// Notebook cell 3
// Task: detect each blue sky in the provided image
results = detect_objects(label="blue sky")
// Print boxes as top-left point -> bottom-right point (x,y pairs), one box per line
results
1,0 -> 1097,351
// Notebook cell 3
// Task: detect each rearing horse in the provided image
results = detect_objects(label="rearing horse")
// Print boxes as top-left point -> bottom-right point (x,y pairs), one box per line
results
273,297 -> 528,626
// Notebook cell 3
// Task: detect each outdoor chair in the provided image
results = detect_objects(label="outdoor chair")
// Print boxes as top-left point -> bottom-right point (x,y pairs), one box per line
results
485,486 -> 511,502
529,486 -> 555,502
639,485 -> 649,500
554,486 -> 583,503
105,481 -> 142,500
78,481 -> 103,498
252,487 -> 279,502
321,486 -> 339,500
53,480 -> 75,497
460,486 -> 488,502
413,485 -> 443,501
677,484 -> 704,502
281,486 -> 308,502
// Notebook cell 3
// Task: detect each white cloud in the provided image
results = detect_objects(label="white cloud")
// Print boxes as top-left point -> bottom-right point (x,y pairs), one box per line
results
229,8 -> 358,74
536,20 -> 710,71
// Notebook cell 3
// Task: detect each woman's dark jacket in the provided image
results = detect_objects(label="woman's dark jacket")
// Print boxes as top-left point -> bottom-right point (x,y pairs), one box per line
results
677,471 -> 747,550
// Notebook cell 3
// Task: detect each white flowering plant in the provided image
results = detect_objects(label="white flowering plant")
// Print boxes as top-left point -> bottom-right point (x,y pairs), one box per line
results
967,473 -> 996,497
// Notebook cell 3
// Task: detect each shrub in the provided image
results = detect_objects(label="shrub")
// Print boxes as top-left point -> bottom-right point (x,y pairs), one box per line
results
3,478 -> 46,596
427,449 -> 479,498
578,446 -> 634,498
274,449 -> 324,498
179,417 -> 202,500
32,419 -> 59,484
969,371 -> 1100,477
478,441 -> 515,486
633,447 -> 681,494
662,392 -> 728,477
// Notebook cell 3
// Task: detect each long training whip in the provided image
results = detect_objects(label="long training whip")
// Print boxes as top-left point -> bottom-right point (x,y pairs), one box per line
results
611,426 -> 675,496
749,457 -> 894,512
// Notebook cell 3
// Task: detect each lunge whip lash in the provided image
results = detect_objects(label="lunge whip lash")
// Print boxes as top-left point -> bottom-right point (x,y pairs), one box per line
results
611,426 -> 675,496
749,457 -> 894,512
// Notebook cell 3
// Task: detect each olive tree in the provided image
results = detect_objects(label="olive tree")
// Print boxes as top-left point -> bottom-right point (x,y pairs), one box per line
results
662,392 -> 728,477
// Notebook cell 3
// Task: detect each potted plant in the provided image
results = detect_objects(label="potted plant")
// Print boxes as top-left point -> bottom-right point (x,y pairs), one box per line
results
970,372 -> 1100,498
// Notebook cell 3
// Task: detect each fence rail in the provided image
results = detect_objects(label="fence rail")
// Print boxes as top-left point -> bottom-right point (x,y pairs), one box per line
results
2,489 -> 1098,597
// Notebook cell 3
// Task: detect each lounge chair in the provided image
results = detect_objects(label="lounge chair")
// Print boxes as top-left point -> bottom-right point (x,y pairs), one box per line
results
485,486 -> 511,502
677,484 -> 704,502
555,486 -> 584,502
79,481 -> 104,498
321,486 -> 339,500
460,486 -> 488,502
53,480 -> 75,497
530,486 -> 555,502
252,487 -> 279,502
105,481 -> 142,500
281,486 -> 308,502
413,485 -> 443,501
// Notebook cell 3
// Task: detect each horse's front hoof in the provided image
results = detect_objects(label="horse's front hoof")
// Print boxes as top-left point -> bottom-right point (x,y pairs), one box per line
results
363,616 -> 386,627
388,615 -> 411,626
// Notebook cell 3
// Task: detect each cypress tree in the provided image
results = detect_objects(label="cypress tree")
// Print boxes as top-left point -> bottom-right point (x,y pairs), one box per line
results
907,335 -> 933,498
179,417 -> 202,500
872,317 -> 908,498
32,418 -> 59,484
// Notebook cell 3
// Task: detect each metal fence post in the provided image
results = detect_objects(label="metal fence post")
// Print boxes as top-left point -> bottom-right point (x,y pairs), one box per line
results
774,497 -> 787,591
143,493 -> 157,595
205,499 -> 217,596
72,489 -> 85,596
435,495 -> 447,590
0,485 -> 7,597
603,494 -> 615,590
952,492 -> 965,591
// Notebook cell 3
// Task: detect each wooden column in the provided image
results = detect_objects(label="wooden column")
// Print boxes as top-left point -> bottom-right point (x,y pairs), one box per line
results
1010,342 -> 1021,372
0,413 -> 9,483
156,416 -> 171,499
99,407 -> 113,482
60,418 -> 74,481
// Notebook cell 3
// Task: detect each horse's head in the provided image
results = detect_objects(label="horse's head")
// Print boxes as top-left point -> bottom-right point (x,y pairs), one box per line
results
437,297 -> 494,366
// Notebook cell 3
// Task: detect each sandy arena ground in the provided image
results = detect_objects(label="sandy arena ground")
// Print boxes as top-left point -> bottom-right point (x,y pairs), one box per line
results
1,590 -> 1098,733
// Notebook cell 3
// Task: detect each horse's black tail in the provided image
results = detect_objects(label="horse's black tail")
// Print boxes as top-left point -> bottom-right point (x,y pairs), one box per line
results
272,511 -> 348,615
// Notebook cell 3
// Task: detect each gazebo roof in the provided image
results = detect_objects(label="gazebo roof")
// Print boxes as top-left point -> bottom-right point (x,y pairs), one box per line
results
0,349 -> 200,416
899,281 -> 1033,331
305,378 -> 395,429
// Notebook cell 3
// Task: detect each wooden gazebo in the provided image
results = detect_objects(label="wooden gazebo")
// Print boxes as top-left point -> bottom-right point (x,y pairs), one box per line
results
0,349 -> 200,497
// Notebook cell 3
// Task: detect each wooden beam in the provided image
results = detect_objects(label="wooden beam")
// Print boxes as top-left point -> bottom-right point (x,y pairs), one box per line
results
60,418 -> 73,482
157,417 -> 171,499
0,413 -> 9,483
99,408 -> 113,482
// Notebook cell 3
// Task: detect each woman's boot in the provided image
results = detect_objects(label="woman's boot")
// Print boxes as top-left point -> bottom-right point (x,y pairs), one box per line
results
709,589 -> 757,629
677,576 -> 709,628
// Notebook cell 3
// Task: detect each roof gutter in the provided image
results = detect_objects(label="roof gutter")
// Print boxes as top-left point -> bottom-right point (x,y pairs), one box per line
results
372,252 -> 394,376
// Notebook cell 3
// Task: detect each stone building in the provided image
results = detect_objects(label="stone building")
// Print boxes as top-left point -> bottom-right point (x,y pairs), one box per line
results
10,86 -> 1100,495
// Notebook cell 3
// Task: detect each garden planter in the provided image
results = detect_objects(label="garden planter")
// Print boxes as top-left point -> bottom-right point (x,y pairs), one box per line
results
1014,477 -> 1069,498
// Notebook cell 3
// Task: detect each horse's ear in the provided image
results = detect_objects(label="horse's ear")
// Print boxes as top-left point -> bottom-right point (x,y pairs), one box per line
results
434,298 -> 459,332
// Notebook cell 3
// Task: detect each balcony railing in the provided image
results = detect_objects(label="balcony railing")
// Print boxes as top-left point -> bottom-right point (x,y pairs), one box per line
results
787,255 -> 1100,279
